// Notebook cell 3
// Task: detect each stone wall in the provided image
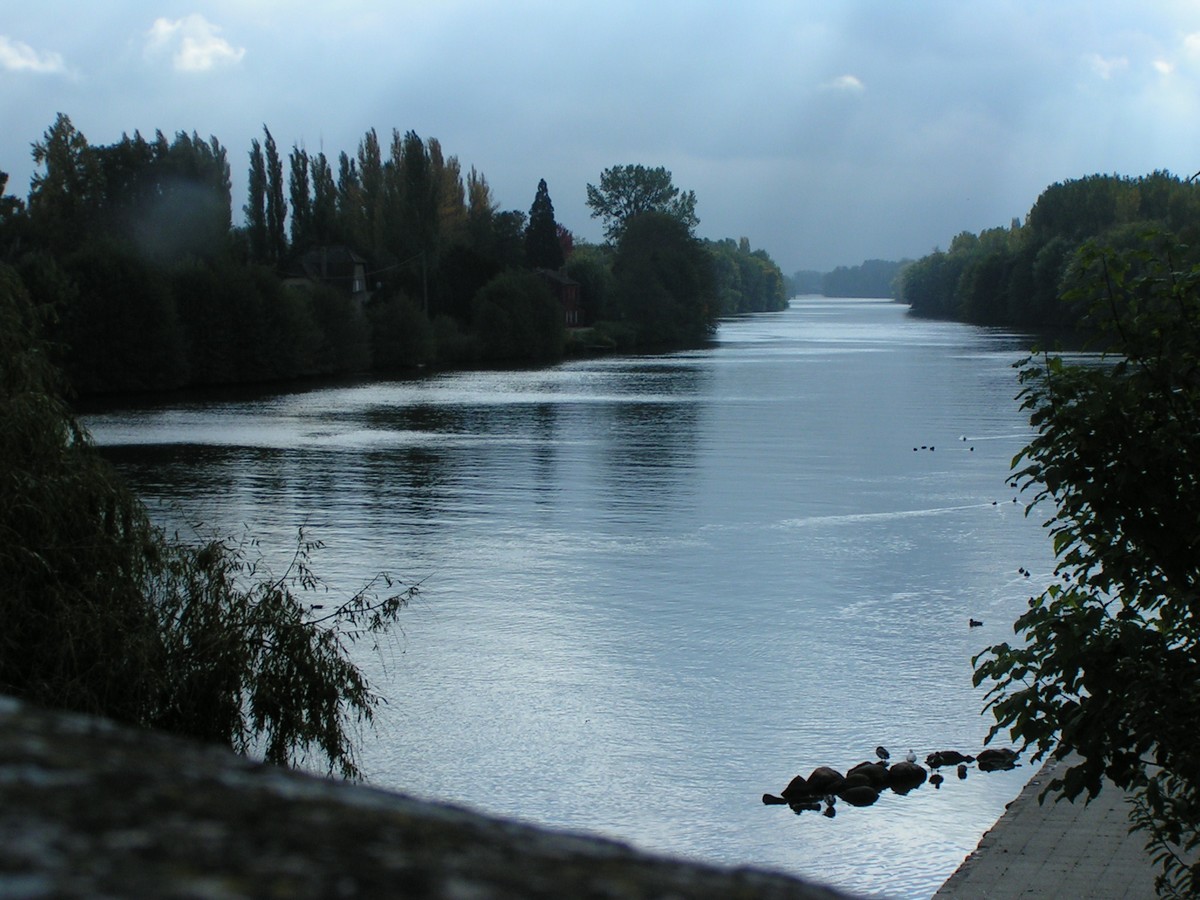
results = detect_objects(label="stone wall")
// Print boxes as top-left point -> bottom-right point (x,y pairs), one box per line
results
0,697 -> 852,898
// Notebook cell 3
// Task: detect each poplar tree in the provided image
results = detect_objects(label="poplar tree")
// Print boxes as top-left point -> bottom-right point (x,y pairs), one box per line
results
310,151 -> 337,246
336,151 -> 363,251
243,139 -> 265,262
263,126 -> 287,262
288,146 -> 312,249
356,129 -> 385,263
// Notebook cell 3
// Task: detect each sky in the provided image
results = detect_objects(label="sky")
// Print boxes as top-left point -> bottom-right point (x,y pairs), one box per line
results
3,1 -> 1200,274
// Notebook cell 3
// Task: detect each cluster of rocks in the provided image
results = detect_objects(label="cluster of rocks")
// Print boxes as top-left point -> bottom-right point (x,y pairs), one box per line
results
763,746 -> 1020,817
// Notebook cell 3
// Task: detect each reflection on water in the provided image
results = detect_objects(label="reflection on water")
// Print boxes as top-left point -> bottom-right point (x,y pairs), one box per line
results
86,298 -> 1054,899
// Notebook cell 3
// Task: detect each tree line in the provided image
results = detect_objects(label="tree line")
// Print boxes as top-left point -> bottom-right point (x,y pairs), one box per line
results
898,171 -> 1200,329
0,116 -> 787,396
783,259 -> 910,299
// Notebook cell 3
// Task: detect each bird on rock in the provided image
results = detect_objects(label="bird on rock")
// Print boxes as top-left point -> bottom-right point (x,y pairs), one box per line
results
875,745 -> 890,761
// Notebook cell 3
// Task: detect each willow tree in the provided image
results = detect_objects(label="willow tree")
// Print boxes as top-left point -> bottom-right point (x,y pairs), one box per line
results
0,262 -> 415,779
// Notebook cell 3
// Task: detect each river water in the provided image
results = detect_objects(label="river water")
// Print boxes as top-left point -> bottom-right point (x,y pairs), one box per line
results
85,297 -> 1056,899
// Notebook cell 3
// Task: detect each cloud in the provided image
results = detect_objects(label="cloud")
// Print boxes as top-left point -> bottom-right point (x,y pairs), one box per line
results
0,35 -> 67,75
145,14 -> 245,72
823,74 -> 865,93
1087,53 -> 1129,79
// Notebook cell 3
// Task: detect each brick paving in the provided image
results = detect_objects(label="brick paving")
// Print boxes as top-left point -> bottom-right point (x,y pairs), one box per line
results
934,757 -> 1163,899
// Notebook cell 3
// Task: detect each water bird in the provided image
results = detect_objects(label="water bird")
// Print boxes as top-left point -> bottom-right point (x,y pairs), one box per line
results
927,750 -> 974,768
905,749 -> 917,763
976,747 -> 1020,771
969,618 -> 983,628
875,745 -> 890,761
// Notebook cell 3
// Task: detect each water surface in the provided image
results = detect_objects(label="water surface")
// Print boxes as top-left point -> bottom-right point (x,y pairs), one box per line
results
87,297 -> 1055,899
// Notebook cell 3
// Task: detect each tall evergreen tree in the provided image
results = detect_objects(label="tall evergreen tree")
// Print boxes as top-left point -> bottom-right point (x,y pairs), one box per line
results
524,178 -> 563,270
29,113 -> 102,250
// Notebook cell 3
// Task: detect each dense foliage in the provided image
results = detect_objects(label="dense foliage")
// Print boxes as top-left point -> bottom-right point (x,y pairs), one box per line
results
0,263 -> 415,777
0,116 -> 787,395
612,212 -> 718,346
585,164 -> 699,243
706,237 -> 788,314
820,259 -> 908,298
900,172 -> 1200,329
974,233 -> 1200,895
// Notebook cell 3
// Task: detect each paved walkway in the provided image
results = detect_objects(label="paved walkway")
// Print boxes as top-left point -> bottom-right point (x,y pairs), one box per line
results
934,757 -> 1164,899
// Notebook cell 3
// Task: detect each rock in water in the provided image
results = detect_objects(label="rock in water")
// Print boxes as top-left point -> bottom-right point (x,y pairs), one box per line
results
805,766 -> 845,795
885,761 -> 928,794
847,761 -> 888,787
780,774 -> 810,801
838,785 -> 880,807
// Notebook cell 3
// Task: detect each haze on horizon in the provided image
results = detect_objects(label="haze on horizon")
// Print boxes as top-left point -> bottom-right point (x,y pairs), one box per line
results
3,1 -> 1199,274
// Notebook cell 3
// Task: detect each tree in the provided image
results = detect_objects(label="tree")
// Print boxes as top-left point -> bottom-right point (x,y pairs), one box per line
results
0,261 -> 414,779
973,233 -> 1200,896
586,164 -> 698,243
357,129 -> 386,264
29,113 -> 102,250
390,130 -> 441,309
310,151 -> 337,246
335,151 -> 363,251
465,165 -> 499,257
471,269 -> 563,361
611,211 -> 716,346
288,145 -> 312,248
524,178 -> 564,270
263,126 -> 287,262
245,138 -> 268,262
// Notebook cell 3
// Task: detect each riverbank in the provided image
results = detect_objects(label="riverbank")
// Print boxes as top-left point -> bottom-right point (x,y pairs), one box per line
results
934,756 -> 1162,898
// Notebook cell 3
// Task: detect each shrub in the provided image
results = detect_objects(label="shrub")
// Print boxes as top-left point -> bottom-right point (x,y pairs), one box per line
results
0,262 -> 413,778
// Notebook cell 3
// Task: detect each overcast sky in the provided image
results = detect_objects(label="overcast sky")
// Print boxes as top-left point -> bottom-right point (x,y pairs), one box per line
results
3,1 -> 1200,273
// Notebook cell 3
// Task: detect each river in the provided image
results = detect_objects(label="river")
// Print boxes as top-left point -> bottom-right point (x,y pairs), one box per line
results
84,296 -> 1057,899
